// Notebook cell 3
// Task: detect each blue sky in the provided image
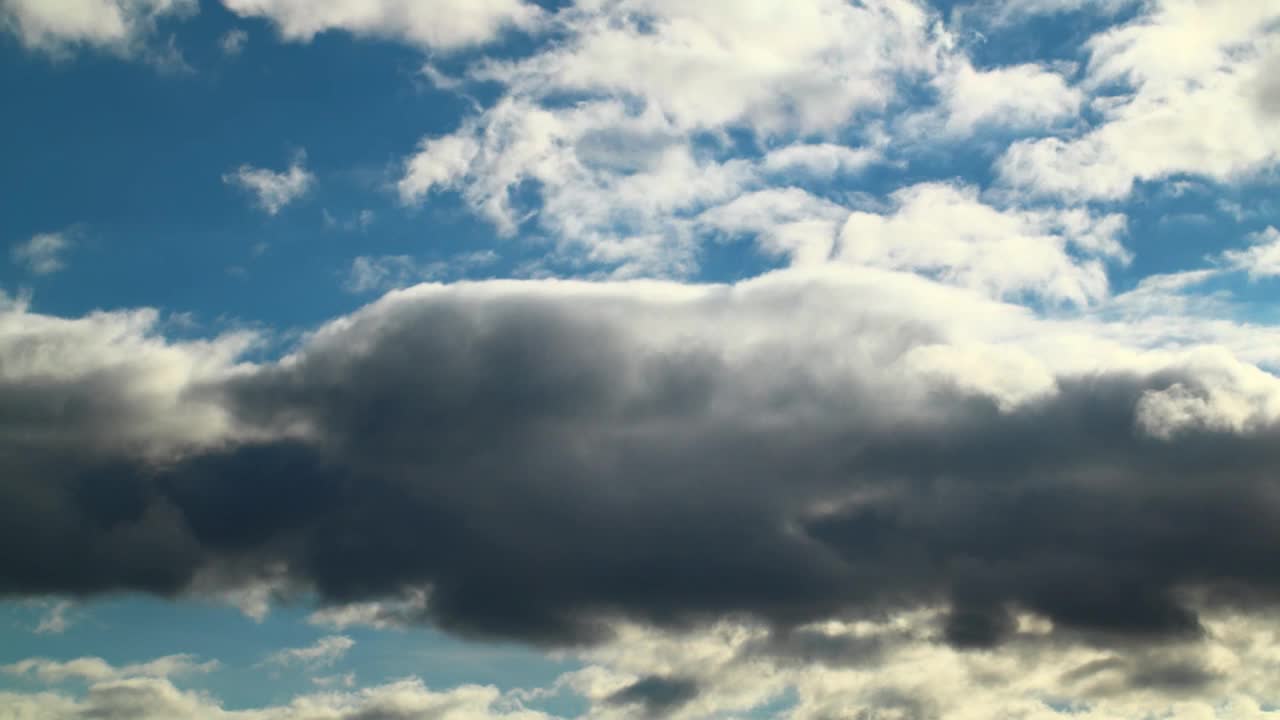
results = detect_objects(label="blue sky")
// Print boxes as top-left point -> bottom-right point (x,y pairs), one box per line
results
4,1 -> 1280,719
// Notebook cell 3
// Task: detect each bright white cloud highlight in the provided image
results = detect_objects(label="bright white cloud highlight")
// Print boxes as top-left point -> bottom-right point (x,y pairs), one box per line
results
999,1 -> 1280,199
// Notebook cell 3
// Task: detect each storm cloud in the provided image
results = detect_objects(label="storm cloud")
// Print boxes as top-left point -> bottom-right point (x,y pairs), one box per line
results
3,269 -> 1280,653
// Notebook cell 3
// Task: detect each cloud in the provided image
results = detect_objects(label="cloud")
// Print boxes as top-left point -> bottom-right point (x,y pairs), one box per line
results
395,0 -> 947,275
835,182 -> 1129,305
696,188 -> 849,265
760,143 -> 882,179
3,654 -> 217,684
33,600 -> 73,635
6,270 -> 1280,653
223,153 -> 315,215
9,609 -> 1280,720
973,0 -> 1140,26
218,0 -> 544,51
605,675 -> 701,715
11,232 -> 72,275
562,609 -> 1280,719
1222,227 -> 1280,280
0,0 -> 195,58
311,672 -> 356,688
998,2 -> 1280,200
0,674 -> 553,720
219,28 -> 247,55
932,59 -> 1083,135
471,0 -> 941,135
262,635 -> 354,671
343,251 -> 498,293
308,587 -> 429,630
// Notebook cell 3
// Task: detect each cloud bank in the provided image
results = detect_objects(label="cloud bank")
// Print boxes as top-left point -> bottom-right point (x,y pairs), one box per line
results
4,269 -> 1280,655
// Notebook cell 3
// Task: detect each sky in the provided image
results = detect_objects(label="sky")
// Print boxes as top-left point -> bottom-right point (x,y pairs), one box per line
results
2,0 -> 1280,718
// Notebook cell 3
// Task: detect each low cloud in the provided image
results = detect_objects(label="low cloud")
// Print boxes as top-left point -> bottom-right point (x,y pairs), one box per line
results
3,270 -> 1280,655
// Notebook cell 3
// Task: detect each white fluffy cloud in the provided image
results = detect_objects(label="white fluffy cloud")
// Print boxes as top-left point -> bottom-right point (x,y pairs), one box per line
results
395,0 -> 951,275
836,182 -> 1128,305
223,153 -> 315,215
0,0 -> 194,56
1222,226 -> 1280,280
219,0 -> 544,51
474,0 -> 941,134
933,59 -> 1083,134
760,142 -> 882,179
0,291 -> 257,457
999,1 -> 1280,199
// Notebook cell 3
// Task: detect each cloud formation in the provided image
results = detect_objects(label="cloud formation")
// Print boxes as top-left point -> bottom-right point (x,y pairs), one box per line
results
262,635 -> 354,671
11,231 -> 71,275
0,0 -> 194,57
4,269 -> 1280,655
219,0 -> 544,51
223,153 -> 315,215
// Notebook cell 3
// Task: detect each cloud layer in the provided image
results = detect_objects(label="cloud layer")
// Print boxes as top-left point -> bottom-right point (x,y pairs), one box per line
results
4,269 -> 1280,655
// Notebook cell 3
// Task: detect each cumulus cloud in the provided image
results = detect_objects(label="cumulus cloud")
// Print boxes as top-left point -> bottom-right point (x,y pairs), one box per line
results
10,231 -> 71,275
835,182 -> 1128,305
223,153 -> 315,215
1222,227 -> 1280,280
0,0 -> 195,57
5,269 -> 1280,655
760,143 -> 882,179
218,0 -> 544,51
696,188 -> 850,265
998,2 -> 1280,199
395,0 -> 947,275
9,608 -> 1280,720
931,59 -> 1083,134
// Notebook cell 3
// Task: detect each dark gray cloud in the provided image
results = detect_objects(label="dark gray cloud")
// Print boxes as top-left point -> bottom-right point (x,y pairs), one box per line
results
3,277 -> 1280,659
606,675 -> 701,714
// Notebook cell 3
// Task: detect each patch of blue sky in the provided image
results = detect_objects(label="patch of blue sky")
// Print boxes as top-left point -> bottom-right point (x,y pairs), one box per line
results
945,0 -> 1147,71
0,4 -> 485,329
0,596 -> 580,711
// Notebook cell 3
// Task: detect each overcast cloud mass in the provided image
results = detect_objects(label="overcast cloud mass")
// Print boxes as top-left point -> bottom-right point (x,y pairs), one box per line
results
3,0 -> 1280,718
